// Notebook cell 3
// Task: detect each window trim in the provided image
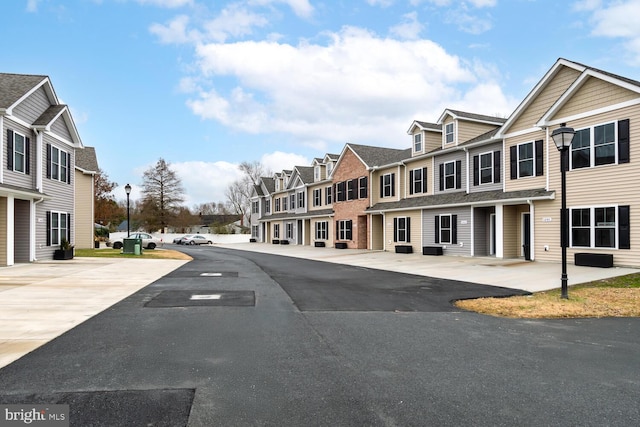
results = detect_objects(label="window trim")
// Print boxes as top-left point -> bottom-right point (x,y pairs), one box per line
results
381,173 -> 395,198
443,161 -> 456,190
337,219 -> 353,241
478,151 -> 494,184
570,205 -> 619,249
445,123 -> 454,144
413,133 -> 422,153
313,188 -> 322,207
410,167 -> 427,194
358,177 -> 368,199
10,130 -> 28,174
315,221 -> 328,241
570,121 -> 618,170
297,191 -> 305,208
394,216 -> 410,243
273,223 -> 280,239
48,211 -> 70,246
325,186 -> 332,205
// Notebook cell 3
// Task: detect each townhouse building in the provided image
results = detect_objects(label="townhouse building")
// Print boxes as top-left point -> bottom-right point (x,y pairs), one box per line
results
0,73 -> 86,265
250,58 -> 640,268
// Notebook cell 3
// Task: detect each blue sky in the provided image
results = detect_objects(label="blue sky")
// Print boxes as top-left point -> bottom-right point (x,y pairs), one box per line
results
4,0 -> 640,207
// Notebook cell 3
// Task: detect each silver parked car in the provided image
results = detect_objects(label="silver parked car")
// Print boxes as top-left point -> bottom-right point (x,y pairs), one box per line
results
108,232 -> 162,250
180,235 -> 212,245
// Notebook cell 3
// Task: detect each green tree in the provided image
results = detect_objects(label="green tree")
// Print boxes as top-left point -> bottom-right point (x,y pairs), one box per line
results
139,158 -> 185,233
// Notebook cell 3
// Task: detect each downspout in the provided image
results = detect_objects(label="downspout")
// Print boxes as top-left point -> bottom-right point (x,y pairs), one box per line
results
527,199 -> 535,261
464,147 -> 470,194
544,127 -> 550,191
32,197 -> 45,261
34,129 -> 44,192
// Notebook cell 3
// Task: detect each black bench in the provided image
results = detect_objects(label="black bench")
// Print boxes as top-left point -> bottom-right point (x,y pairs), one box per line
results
272,239 -> 280,244
249,238 -> 257,243
575,253 -> 613,268
395,245 -> 413,254
335,242 -> 348,249
314,241 -> 326,247
280,240 -> 289,245
423,246 -> 443,256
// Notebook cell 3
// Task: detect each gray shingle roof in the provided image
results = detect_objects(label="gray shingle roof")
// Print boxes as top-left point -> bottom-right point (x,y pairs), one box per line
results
261,177 -> 275,193
33,105 -> 66,126
295,166 -> 314,184
367,188 -> 554,212
348,143 -> 411,168
260,208 -> 333,222
75,146 -> 98,172
415,120 -> 441,131
0,73 -> 47,109
446,109 -> 507,124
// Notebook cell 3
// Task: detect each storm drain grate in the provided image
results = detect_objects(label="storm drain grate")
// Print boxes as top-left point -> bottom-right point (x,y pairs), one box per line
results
145,290 -> 255,307
0,388 -> 194,427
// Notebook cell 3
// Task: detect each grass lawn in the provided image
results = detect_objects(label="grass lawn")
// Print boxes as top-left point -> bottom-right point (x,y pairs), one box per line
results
75,247 -> 192,261
455,273 -> 640,318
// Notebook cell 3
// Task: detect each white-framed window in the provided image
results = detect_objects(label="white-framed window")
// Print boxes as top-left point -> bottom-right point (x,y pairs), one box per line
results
394,217 -> 410,243
274,224 -> 280,239
10,131 -> 27,173
286,222 -> 293,239
313,189 -> 322,207
381,173 -> 394,197
298,192 -> 305,208
571,206 -> 617,248
282,196 -> 288,211
327,162 -> 333,176
315,221 -> 328,240
359,177 -> 368,199
50,145 -> 69,183
49,211 -> 69,246
326,186 -> 332,205
265,200 -> 271,214
275,198 -> 281,212
445,123 -> 454,144
410,167 -> 427,194
275,180 -> 280,191
517,142 -> 534,178
251,225 -> 259,238
337,219 -> 352,240
252,201 -> 259,214
314,165 -> 321,181
571,122 -> 617,169
347,180 -> 354,200
444,161 -> 456,190
438,214 -> 454,244
414,133 -> 422,152
336,181 -> 345,202
479,152 -> 493,184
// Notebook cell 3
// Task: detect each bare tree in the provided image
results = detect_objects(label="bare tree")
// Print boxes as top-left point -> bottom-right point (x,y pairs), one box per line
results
225,161 -> 272,226
94,168 -> 124,229
140,158 -> 185,233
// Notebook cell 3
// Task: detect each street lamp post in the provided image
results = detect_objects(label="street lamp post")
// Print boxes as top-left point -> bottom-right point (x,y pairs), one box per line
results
551,124 -> 576,299
125,184 -> 132,238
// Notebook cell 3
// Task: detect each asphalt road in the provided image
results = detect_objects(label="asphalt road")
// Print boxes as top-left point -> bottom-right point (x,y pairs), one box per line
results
1,245 -> 639,426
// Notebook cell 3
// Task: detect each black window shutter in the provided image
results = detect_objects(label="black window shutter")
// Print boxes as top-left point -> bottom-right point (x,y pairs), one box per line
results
494,151 -> 501,183
7,130 -> 13,170
452,215 -> 458,244
46,211 -> 51,246
619,205 -> 630,249
393,218 -> 398,242
473,155 -> 479,186
409,170 -> 414,195
406,217 -> 411,243
510,146 -> 517,179
25,137 -> 31,175
439,163 -> 444,191
352,179 -> 358,199
618,119 -> 630,164
347,220 -> 352,240
391,174 -> 395,197
435,216 -> 440,243
535,140 -> 543,176
46,144 -> 52,178
422,167 -> 428,193
336,221 -> 340,240
66,152 -> 71,184
379,176 -> 384,197
67,213 -> 72,242
455,160 -> 462,189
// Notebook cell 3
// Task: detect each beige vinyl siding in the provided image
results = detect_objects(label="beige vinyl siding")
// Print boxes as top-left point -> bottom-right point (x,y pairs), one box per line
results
510,66 -> 581,134
74,170 -> 94,249
396,165 -> 405,199
556,77 -> 638,118
424,130 -> 441,153
502,205 -> 521,258
535,104 -> 640,266
11,87 -> 50,124
310,217 -> 333,246
370,214 -> 384,250
0,198 -> 7,266
371,166 -> 398,205
385,210 -> 421,253
504,130 -> 547,192
458,121 -> 498,144
404,158 -> 431,198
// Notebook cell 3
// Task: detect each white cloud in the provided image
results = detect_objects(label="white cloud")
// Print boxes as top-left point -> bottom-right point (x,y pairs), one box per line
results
260,151 -> 310,172
367,0 -> 395,7
135,0 -> 193,8
182,26 -> 512,149
202,3 -> 269,42
248,0 -> 314,19
26,0 -> 39,12
587,0 -> 640,65
149,15 -> 200,44
389,12 -> 424,40
171,160 -> 244,205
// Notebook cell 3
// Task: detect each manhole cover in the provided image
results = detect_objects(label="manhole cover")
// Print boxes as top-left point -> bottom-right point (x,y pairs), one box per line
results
145,290 -> 255,307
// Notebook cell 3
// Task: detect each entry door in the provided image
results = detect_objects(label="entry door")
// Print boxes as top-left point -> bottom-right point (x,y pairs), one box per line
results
522,213 -> 531,260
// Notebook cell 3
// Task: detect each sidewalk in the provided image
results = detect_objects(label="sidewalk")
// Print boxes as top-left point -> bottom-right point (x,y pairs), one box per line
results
0,257 -> 188,369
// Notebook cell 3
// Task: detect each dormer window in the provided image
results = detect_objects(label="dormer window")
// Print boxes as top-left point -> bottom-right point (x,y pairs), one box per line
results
327,162 -> 333,175
275,180 -> 280,191
445,123 -> 454,144
314,165 -> 321,181
413,133 -> 422,153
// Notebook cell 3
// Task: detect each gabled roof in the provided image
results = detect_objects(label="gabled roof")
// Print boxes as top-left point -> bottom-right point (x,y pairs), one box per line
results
75,146 -> 98,174
407,120 -> 442,134
342,143 -> 411,170
261,177 -> 275,193
0,73 -> 52,110
294,166 -> 314,184
438,109 -> 507,126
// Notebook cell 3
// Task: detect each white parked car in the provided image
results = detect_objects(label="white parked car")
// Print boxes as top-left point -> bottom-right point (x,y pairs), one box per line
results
180,235 -> 212,245
108,232 -> 162,250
